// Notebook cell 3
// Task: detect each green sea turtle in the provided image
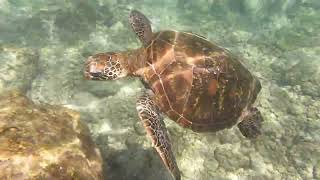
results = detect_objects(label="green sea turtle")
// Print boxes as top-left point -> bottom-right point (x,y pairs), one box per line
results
84,10 -> 263,180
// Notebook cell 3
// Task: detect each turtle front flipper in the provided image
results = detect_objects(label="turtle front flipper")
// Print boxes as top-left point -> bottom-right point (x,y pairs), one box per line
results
238,107 -> 264,139
129,10 -> 153,47
136,91 -> 181,180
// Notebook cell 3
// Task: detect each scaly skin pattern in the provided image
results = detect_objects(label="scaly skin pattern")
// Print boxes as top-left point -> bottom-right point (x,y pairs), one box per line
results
136,92 -> 181,180
83,27 -> 263,180
139,30 -> 261,132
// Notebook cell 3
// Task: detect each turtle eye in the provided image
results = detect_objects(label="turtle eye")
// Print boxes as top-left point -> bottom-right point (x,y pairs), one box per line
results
102,54 -> 125,80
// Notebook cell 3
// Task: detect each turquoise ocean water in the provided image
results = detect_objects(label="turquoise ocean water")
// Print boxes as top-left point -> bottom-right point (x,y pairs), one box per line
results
0,0 -> 319,179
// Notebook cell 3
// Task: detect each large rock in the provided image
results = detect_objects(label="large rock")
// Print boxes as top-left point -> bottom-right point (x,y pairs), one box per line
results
0,91 -> 103,180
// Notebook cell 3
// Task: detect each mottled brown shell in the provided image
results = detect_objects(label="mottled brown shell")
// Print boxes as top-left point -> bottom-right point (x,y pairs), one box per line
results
142,31 -> 261,132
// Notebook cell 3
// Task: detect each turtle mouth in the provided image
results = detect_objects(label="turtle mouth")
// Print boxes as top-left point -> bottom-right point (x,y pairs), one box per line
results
84,56 -> 105,80
84,71 -> 103,80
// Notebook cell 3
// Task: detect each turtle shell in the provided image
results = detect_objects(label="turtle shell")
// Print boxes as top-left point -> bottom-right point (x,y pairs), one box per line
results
142,30 -> 261,132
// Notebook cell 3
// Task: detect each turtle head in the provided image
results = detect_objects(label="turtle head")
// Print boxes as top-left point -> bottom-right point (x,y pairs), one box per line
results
84,52 -> 129,80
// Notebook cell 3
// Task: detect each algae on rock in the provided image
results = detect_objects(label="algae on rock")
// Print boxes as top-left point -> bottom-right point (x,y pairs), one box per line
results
0,91 -> 103,180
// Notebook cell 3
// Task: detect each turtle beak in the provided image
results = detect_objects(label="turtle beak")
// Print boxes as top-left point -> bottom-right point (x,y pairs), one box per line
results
84,56 -> 103,80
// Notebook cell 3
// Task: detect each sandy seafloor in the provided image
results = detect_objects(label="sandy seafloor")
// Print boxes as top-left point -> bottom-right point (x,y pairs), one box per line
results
0,0 -> 319,179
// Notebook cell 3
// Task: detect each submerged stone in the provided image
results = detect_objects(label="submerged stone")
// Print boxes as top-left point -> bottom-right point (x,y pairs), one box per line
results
0,91 -> 103,180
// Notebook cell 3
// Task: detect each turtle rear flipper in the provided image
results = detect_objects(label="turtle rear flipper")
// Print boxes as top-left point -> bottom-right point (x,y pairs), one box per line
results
238,107 -> 263,139
129,10 -> 153,47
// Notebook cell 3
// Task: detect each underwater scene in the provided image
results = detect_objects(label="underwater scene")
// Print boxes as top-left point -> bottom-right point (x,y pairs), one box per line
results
0,0 -> 319,179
